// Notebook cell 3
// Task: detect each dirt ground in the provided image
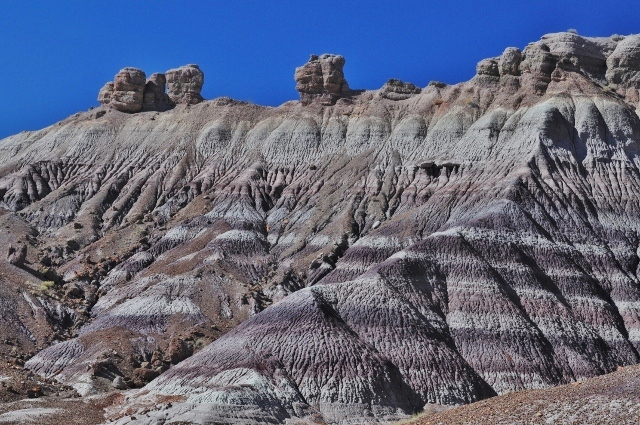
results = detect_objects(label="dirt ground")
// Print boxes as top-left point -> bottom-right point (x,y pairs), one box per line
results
402,364 -> 640,425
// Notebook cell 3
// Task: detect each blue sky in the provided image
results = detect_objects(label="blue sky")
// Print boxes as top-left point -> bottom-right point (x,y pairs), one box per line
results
1,0 -> 639,139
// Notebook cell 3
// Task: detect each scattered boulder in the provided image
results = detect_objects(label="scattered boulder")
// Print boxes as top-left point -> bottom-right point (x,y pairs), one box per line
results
63,282 -> 83,299
112,376 -> 127,390
26,386 -> 43,398
133,367 -> 160,386
606,35 -> 640,85
379,78 -> 421,100
168,337 -> 193,364
476,58 -> 500,77
91,359 -> 113,377
499,47 -> 522,76
98,68 -> 146,113
165,64 -> 204,105
7,244 -> 27,267
295,54 -> 350,105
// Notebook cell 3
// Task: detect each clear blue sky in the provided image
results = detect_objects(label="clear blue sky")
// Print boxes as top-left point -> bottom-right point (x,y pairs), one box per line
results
1,0 -> 638,139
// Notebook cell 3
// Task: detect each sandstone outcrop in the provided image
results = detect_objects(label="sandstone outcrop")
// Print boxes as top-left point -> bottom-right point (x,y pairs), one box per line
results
142,73 -> 172,111
540,32 -> 617,77
98,64 -> 205,112
498,47 -> 522,76
7,244 -> 27,267
379,78 -> 422,100
109,67 -> 146,113
97,82 -> 114,105
295,54 -> 350,105
167,337 -> 193,364
606,34 -> 640,85
1,31 -> 640,424
165,64 -> 204,105
476,58 -> 499,76
519,42 -> 557,93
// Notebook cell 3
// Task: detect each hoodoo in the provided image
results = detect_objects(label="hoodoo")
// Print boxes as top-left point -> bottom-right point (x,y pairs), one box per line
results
98,64 -> 205,112
294,53 -> 351,105
165,64 -> 205,105
99,67 -> 146,112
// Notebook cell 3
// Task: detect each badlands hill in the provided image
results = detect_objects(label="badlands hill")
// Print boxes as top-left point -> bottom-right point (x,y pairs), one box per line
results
1,32 -> 640,424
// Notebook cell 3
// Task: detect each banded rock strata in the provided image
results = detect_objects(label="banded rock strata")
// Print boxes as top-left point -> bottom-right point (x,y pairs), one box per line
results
0,32 -> 639,424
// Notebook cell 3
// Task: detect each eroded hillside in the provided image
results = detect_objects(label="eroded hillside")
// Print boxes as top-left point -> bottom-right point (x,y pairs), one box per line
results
1,32 -> 640,424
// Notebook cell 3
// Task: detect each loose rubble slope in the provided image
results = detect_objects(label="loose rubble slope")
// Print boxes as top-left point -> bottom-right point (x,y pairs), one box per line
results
402,364 -> 640,425
0,32 -> 639,424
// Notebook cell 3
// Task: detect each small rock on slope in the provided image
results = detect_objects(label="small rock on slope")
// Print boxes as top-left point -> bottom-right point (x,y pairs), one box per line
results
7,244 -> 27,267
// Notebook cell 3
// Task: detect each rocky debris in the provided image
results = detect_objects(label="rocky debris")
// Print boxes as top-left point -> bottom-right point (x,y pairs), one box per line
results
294,54 -> 350,105
132,367 -> 160,387
606,34 -> 640,85
63,282 -> 83,299
476,58 -> 500,76
379,78 -> 422,100
165,64 -> 204,105
112,376 -> 127,390
142,73 -> 172,111
498,47 -> 522,76
167,337 -> 193,364
7,244 -> 27,267
26,386 -> 43,398
406,364 -> 640,425
0,395 -> 108,424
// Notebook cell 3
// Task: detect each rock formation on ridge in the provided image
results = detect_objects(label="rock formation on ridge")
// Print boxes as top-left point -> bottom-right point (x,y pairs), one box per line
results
102,67 -> 147,113
98,64 -> 204,112
476,58 -> 500,76
142,72 -> 172,112
498,47 -> 522,76
295,53 -> 351,105
165,64 -> 205,105
1,31 -> 640,424
606,34 -> 640,85
379,78 -> 422,100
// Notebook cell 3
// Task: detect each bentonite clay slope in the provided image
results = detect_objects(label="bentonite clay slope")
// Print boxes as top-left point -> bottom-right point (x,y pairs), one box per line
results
0,31 -> 638,424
